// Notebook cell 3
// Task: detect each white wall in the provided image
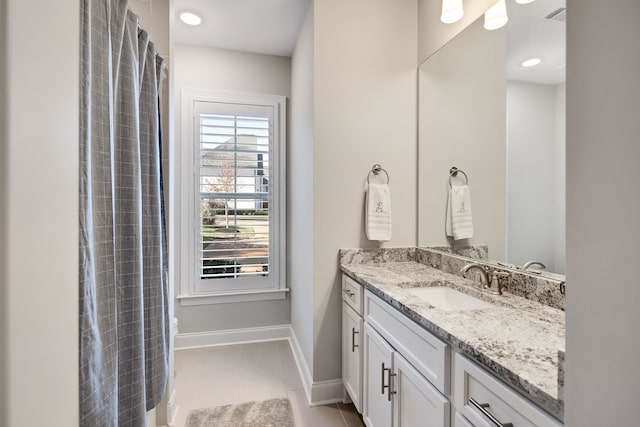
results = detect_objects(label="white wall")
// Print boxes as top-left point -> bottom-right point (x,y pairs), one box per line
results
506,81 -> 563,272
554,84 -> 566,274
418,0 -> 497,63
0,0 -> 7,422
1,0 -> 79,426
313,0 -> 418,382
566,0 -> 640,425
129,0 -> 170,57
289,4 -> 315,373
173,44 -> 292,333
418,18 -> 506,260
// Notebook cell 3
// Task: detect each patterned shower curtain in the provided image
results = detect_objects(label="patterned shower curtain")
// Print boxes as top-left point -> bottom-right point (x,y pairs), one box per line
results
79,0 -> 169,425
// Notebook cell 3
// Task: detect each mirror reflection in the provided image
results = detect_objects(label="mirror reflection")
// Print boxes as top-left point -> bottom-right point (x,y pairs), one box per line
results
418,0 -> 566,276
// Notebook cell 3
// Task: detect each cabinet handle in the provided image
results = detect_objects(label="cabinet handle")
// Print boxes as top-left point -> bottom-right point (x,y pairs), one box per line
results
351,328 -> 359,352
381,363 -> 396,401
381,363 -> 389,395
343,289 -> 355,297
469,397 -> 513,427
388,371 -> 397,402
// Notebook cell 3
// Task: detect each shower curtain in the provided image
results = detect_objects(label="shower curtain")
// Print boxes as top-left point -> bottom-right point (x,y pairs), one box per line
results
79,0 -> 169,426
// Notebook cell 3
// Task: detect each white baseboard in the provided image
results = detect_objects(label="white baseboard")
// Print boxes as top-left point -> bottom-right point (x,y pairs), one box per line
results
174,324 -> 344,406
287,326 -> 313,404
309,379 -> 345,406
175,324 -> 290,350
287,326 -> 344,406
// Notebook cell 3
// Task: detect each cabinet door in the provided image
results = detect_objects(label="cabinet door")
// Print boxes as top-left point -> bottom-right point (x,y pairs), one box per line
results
343,302 -> 363,412
363,323 -> 394,427
454,412 -> 474,427
393,352 -> 450,427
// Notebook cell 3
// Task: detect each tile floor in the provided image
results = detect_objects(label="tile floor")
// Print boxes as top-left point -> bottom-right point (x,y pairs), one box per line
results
173,340 -> 365,427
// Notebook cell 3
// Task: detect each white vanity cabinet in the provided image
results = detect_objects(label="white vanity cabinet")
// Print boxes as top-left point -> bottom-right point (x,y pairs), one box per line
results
454,353 -> 562,427
342,275 -> 364,412
341,273 -> 563,427
362,291 -> 450,427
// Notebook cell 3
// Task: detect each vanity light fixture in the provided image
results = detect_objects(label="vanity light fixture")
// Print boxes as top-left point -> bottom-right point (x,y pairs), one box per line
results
441,0 -> 464,24
484,0 -> 508,30
179,11 -> 202,26
522,57 -> 542,67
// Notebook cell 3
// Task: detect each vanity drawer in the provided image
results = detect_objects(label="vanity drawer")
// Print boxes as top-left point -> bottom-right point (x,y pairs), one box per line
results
455,353 -> 562,427
364,290 -> 450,395
342,274 -> 363,315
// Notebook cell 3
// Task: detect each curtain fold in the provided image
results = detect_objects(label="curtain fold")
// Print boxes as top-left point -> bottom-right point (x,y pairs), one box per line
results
80,0 -> 169,425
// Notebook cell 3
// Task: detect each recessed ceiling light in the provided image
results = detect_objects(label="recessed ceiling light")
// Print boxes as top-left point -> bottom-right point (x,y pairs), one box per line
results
522,58 -> 542,67
515,0 -> 535,4
179,12 -> 202,26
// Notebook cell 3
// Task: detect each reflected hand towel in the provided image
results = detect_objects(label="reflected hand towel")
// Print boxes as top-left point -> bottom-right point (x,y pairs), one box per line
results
446,184 -> 473,240
366,183 -> 392,241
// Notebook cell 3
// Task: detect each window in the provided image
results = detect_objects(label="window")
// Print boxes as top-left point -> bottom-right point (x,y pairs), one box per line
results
179,90 -> 287,304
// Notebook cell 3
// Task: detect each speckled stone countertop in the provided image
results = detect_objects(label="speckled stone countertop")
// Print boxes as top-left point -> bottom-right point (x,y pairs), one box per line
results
340,248 -> 565,421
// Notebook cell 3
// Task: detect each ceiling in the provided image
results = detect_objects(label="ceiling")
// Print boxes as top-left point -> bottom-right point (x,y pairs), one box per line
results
173,0 -> 311,57
172,0 -> 565,84
507,0 -> 566,85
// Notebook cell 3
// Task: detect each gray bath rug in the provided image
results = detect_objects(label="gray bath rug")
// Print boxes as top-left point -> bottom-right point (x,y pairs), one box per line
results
185,397 -> 295,427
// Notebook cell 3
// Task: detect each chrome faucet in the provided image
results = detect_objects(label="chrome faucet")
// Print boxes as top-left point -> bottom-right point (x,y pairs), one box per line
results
460,263 -> 490,290
520,261 -> 546,271
461,263 -> 511,295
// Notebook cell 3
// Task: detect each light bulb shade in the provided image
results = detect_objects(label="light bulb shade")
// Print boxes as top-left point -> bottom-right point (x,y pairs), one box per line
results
515,0 -> 535,4
484,0 -> 508,30
441,0 -> 464,24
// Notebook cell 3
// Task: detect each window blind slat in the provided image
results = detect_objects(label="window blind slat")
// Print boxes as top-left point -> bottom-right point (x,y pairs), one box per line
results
198,112 -> 271,280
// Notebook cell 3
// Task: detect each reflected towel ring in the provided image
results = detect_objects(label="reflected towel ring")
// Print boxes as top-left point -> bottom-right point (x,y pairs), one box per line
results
368,164 -> 390,184
449,166 -> 469,187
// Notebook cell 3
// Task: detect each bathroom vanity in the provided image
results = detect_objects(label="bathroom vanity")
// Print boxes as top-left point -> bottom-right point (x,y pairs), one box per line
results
340,247 -> 565,427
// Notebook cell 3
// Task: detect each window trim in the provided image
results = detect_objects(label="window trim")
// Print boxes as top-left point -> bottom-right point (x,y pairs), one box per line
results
177,89 -> 287,305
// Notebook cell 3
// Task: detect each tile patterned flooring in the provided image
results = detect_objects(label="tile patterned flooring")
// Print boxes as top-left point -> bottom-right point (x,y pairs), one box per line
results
174,340 -> 365,427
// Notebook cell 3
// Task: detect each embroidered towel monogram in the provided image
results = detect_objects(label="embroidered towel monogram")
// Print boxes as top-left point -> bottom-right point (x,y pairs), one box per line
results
366,183 -> 392,241
446,184 -> 474,240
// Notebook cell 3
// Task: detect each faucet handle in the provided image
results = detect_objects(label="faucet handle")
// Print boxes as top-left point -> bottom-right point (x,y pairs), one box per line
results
490,270 -> 511,295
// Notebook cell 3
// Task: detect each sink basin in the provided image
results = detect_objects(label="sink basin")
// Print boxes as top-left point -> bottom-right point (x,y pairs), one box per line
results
406,287 -> 494,311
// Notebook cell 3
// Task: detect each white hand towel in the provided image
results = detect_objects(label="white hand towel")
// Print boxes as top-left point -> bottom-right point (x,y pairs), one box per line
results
366,183 -> 392,241
446,184 -> 473,240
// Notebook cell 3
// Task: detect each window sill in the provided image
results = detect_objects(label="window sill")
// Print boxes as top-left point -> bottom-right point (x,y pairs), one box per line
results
177,288 -> 289,306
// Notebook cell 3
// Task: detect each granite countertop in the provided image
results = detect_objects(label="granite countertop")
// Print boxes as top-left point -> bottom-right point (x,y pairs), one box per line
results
340,255 -> 565,420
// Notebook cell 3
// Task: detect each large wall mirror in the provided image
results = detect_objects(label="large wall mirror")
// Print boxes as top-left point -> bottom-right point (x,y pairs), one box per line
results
418,0 -> 566,276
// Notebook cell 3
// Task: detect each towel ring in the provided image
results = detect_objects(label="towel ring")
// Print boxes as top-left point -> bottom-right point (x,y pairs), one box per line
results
449,166 -> 468,187
368,164 -> 390,184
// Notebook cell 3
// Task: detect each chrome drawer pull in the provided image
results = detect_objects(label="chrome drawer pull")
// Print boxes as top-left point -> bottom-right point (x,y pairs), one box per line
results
469,397 -> 513,427
343,289 -> 355,297
351,328 -> 359,352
